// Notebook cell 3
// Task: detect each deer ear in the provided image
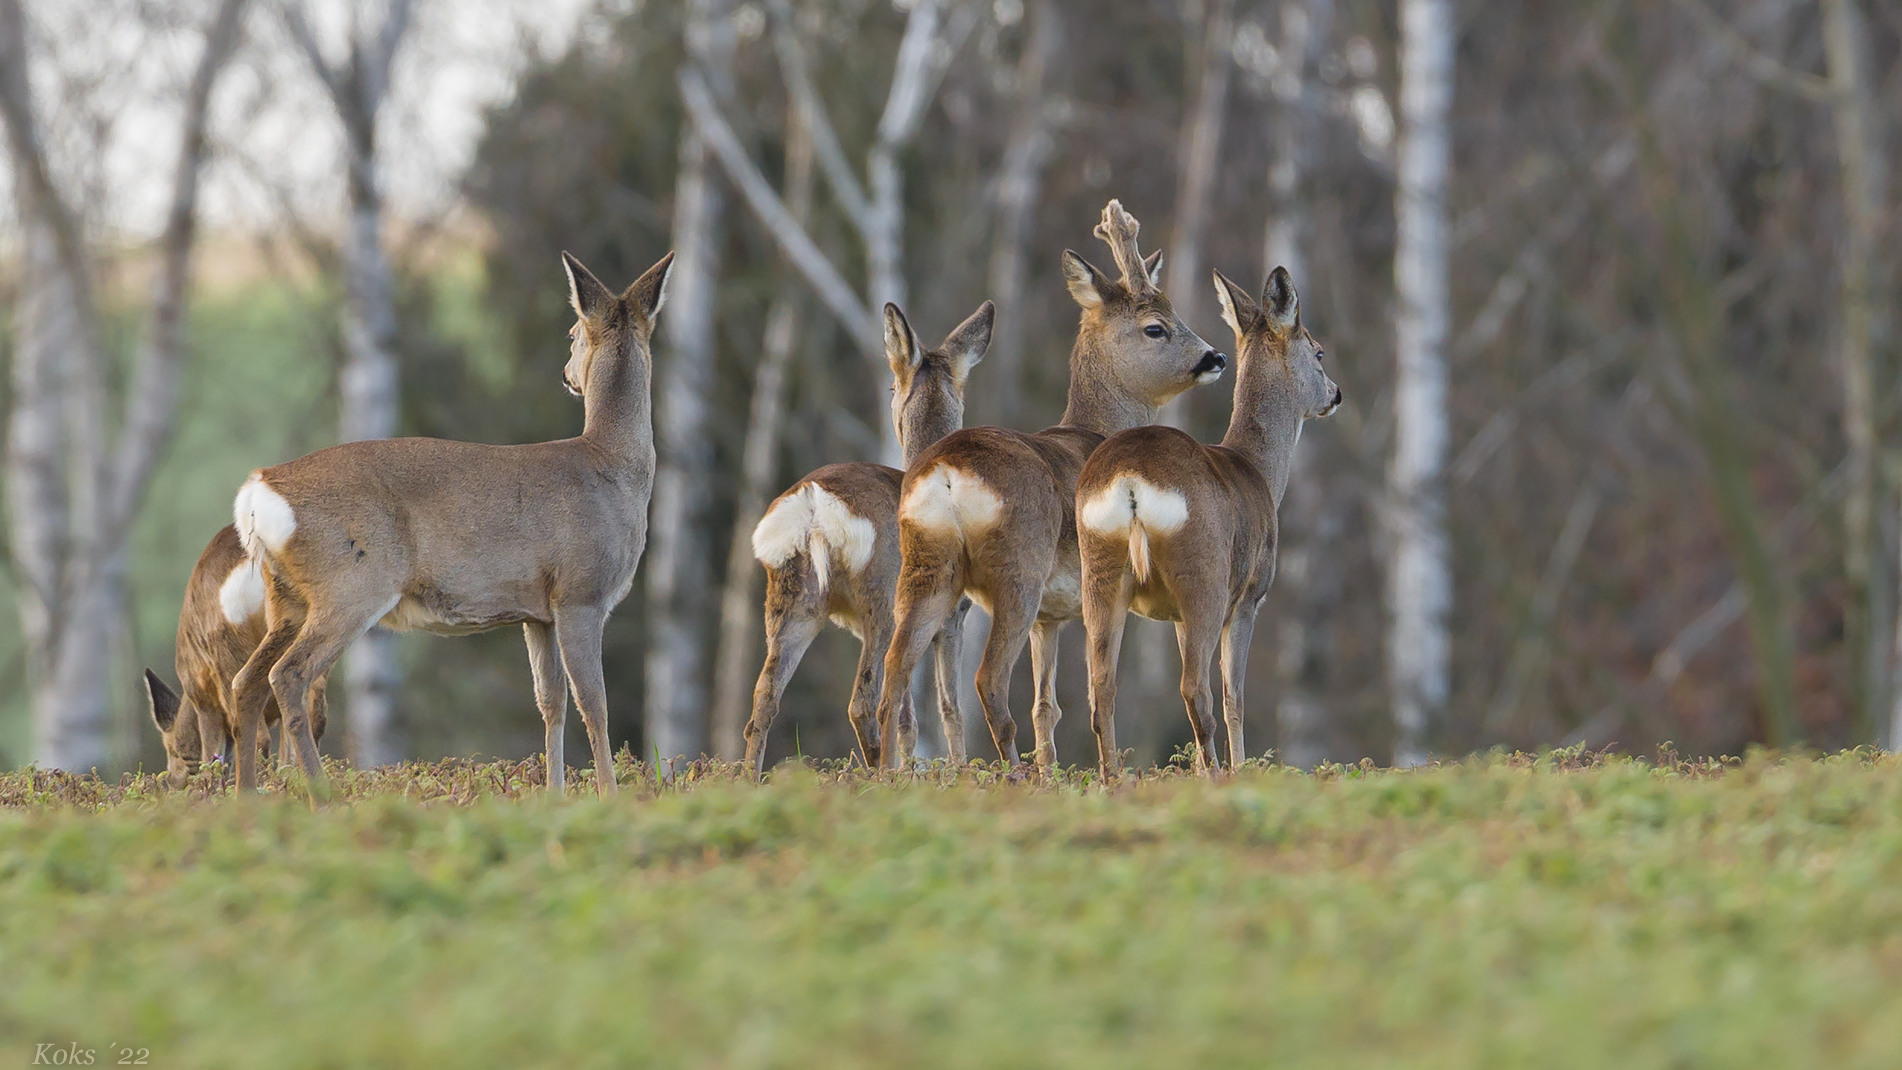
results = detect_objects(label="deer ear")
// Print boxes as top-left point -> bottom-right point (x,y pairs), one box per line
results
1213,269 -> 1260,342
1063,250 -> 1113,310
562,251 -> 614,321
1143,249 -> 1164,289
1261,266 -> 1299,332
625,250 -> 675,324
145,668 -> 180,733
939,300 -> 995,383
884,302 -> 922,386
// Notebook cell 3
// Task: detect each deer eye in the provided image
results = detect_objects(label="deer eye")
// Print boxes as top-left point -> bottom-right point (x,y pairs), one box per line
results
1143,323 -> 1167,339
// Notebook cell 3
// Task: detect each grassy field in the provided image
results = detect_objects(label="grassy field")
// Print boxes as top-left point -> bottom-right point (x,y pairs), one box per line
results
1,750 -> 1899,1068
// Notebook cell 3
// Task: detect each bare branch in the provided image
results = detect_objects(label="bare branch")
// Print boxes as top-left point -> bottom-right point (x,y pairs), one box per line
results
1670,0 -> 1834,103
0,0 -> 97,331
765,0 -> 870,235
278,0 -> 347,107
362,0 -> 415,111
102,0 -> 253,547
679,67 -> 879,352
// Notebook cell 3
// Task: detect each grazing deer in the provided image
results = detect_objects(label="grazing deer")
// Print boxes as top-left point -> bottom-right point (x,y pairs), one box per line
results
144,524 -> 329,786
1077,267 -> 1340,776
871,201 -> 1227,771
225,250 -> 673,799
745,301 -> 993,776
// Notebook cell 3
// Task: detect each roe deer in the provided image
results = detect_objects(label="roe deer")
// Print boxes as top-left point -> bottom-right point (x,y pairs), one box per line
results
745,301 -> 993,775
1077,267 -> 1339,776
871,201 -> 1227,771
226,251 -> 673,799
144,524 -> 329,786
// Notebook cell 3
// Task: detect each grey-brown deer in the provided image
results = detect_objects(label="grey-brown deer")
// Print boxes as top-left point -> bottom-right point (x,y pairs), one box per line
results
870,201 -> 1227,771
1077,267 -> 1339,777
226,250 -> 672,799
745,301 -> 993,775
144,524 -> 329,786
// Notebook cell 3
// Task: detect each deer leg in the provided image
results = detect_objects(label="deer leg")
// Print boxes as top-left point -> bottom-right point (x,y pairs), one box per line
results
1028,620 -> 1065,772
1082,559 -> 1134,780
974,585 -> 1039,768
268,614 -> 368,803
744,594 -> 824,778
1175,612 -> 1224,776
524,621 -> 568,794
554,607 -> 618,797
852,618 -> 899,771
878,556 -> 962,772
229,611 -> 300,795
1219,605 -> 1258,770
190,688 -> 227,786
931,598 -> 972,765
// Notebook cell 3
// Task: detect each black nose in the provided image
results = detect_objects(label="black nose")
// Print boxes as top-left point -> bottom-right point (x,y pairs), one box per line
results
1194,350 -> 1226,376
1332,386 -> 1343,406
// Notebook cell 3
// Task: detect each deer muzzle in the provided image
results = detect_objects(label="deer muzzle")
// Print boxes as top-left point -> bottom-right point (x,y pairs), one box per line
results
1193,350 -> 1227,382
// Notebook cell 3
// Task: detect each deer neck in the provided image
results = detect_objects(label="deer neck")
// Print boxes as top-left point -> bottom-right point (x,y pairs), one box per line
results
1058,334 -> 1156,436
580,343 -> 654,464
898,386 -> 965,468
1220,359 -> 1304,507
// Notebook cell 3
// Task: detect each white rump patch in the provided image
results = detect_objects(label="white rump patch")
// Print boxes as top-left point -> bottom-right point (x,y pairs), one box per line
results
218,556 -> 265,625
752,482 -> 876,592
233,475 -> 297,556
901,466 -> 1003,539
1079,475 -> 1190,584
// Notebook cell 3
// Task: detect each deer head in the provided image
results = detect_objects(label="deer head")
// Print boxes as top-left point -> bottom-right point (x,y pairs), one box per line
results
1216,265 -> 1340,422
885,300 -> 995,465
1059,200 -> 1225,431
561,250 -> 675,401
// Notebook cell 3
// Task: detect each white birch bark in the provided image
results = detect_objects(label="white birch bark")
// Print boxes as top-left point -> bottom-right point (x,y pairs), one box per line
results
283,0 -> 415,769
647,0 -> 734,770
981,0 -> 1057,427
1267,0 -> 1334,767
1386,0 -> 1453,767
1821,0 -> 1889,742
2,0 -> 247,772
710,96 -> 813,762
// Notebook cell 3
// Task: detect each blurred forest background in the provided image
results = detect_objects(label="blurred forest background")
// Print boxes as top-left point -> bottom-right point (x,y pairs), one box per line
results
0,0 -> 1897,775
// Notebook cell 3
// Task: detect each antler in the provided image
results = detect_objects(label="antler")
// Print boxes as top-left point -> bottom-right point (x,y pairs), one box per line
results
1092,199 -> 1155,297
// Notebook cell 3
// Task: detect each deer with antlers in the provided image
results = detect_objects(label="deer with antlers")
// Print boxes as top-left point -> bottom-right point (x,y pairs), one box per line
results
870,201 -> 1227,771
144,525 -> 329,786
745,301 -> 993,775
224,251 -> 672,799
1077,267 -> 1340,777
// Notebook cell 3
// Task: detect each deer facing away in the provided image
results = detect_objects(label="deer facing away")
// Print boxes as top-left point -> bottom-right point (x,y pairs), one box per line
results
871,200 -> 1227,771
226,251 -> 672,799
1077,267 -> 1340,776
144,524 -> 329,785
746,301 -> 993,775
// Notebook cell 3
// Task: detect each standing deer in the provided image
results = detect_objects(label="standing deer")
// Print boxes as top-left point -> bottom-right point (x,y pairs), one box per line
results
746,301 -> 993,775
144,525 -> 329,786
1077,267 -> 1339,776
225,250 -> 673,799
871,201 -> 1227,771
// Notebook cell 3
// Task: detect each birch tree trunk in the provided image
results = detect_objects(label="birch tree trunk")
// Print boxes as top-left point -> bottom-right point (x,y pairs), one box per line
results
282,0 -> 416,769
1133,0 -> 1237,732
1266,0 -> 1334,767
1386,0 -> 1454,767
982,0 -> 1058,428
648,0 -> 734,770
2,0 -> 247,772
1821,0 -> 1890,742
710,98 -> 813,762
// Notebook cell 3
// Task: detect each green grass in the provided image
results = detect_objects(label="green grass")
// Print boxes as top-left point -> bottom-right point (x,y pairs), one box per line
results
1,751 -> 1900,1068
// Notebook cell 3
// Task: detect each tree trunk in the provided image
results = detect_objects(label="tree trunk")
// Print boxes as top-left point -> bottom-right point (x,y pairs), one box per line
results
648,0 -> 734,770
338,115 -> 407,770
982,0 -> 1058,428
1387,0 -> 1454,768
1266,0 -> 1333,766
1821,0 -> 1889,742
710,99 -> 813,762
